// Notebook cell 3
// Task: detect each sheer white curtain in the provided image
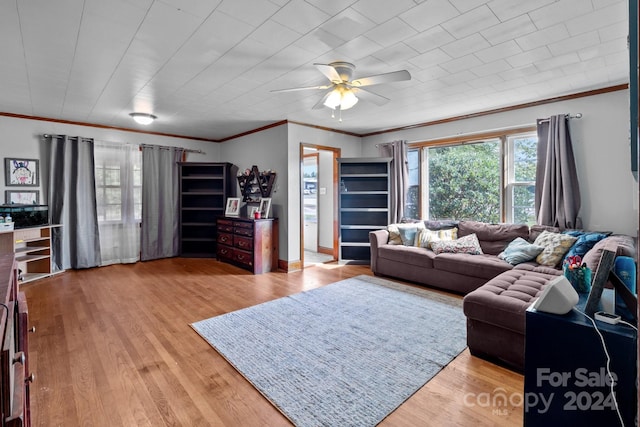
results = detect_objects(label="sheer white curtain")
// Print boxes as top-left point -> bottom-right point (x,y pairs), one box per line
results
94,141 -> 142,265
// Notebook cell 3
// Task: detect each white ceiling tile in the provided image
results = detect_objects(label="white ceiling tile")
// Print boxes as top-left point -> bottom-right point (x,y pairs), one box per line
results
514,24 -> 570,51
408,49 -> 452,69
404,26 -> 456,53
399,0 -> 460,32
474,40 -> 521,63
487,0 -> 555,22
499,64 -> 538,80
250,20 -> 301,50
448,0 -> 491,14
365,18 -> 418,48
534,53 -> 580,71
217,0 -> 278,26
372,42 -> 419,65
441,33 -> 491,58
412,66 -> 449,82
598,21 -> 628,42
528,0 -> 593,30
471,59 -> 511,77
578,38 -> 627,61
352,0 -> 416,24
320,8 -> 376,40
439,70 -> 476,86
592,0 -> 625,9
440,54 -> 483,73
271,0 -> 330,34
334,36 -> 383,60
467,74 -> 503,89
441,5 -> 499,39
480,14 -> 537,46
304,0 -> 357,15
506,46 -> 552,68
547,31 -> 601,57
564,1 -> 627,36
525,69 -> 565,85
294,28 -> 346,55
157,0 -> 222,18
492,76 -> 526,91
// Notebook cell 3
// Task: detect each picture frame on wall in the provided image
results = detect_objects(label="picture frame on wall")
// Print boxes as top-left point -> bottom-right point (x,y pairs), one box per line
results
5,190 -> 39,205
258,197 -> 272,218
225,197 -> 241,216
5,158 -> 39,186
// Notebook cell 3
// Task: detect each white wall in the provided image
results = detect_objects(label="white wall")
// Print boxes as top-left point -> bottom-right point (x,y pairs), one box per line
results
0,115 -> 220,204
287,123 -> 362,264
220,124 -> 289,260
362,90 -> 638,236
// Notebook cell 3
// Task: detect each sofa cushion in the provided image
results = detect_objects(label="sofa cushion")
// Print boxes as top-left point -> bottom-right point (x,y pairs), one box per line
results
562,230 -> 610,262
415,227 -> 457,249
463,268 -> 561,334
498,237 -> 545,265
457,221 -> 529,255
533,230 -> 577,267
434,253 -> 513,280
377,244 -> 436,269
431,233 -> 483,255
423,219 -> 459,230
529,224 -> 561,242
582,234 -> 637,272
387,222 -> 425,245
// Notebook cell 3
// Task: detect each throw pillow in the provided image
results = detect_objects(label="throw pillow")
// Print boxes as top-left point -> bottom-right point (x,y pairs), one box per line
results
387,223 -> 425,245
533,230 -> 578,267
398,226 -> 420,246
498,237 -> 545,265
562,231 -> 610,262
430,233 -> 483,255
415,227 -> 458,249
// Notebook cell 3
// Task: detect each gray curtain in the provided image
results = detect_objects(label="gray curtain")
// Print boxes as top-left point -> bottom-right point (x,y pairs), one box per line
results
48,135 -> 101,269
379,140 -> 408,223
140,145 -> 184,261
535,115 -> 582,229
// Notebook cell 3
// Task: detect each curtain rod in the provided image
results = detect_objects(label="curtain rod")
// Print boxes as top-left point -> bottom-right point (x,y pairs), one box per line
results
42,134 -> 205,154
538,113 -> 582,123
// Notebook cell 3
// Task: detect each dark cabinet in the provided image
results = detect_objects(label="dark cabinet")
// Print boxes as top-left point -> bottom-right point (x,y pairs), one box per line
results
179,162 -> 233,257
216,217 -> 278,274
338,158 -> 391,263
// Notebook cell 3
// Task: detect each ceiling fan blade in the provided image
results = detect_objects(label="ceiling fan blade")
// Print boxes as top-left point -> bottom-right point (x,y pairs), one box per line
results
314,63 -> 342,83
351,87 -> 390,106
271,84 -> 332,93
351,70 -> 411,87
312,89 -> 334,110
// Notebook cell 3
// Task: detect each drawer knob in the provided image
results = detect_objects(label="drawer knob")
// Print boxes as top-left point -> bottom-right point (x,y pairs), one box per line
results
26,373 -> 35,384
13,352 -> 25,365
29,326 -> 36,333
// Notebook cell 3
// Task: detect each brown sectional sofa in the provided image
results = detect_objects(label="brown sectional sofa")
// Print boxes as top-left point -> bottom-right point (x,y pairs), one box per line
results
369,220 -> 636,371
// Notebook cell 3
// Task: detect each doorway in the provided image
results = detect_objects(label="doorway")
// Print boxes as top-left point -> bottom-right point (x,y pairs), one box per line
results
300,144 -> 340,268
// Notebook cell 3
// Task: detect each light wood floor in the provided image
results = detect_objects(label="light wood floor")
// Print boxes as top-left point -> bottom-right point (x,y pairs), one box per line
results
23,258 -> 524,426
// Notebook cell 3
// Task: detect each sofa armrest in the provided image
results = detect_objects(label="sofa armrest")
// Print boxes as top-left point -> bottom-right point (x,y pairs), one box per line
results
369,229 -> 389,274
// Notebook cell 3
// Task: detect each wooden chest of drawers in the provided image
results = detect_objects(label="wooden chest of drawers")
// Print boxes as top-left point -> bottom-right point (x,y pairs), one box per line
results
216,217 -> 278,274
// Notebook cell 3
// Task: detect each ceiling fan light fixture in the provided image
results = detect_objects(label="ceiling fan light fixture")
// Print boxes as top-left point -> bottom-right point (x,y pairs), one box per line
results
129,112 -> 157,125
323,87 -> 358,111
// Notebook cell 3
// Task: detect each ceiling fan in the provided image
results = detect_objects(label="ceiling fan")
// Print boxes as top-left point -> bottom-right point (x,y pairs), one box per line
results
272,61 -> 411,119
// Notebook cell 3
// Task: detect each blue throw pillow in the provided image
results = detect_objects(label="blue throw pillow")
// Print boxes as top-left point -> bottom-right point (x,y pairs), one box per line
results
498,237 -> 545,265
562,231 -> 610,262
398,226 -> 420,246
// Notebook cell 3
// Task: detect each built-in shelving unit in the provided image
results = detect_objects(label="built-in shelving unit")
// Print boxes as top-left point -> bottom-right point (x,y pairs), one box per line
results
338,157 -> 391,263
179,162 -> 233,258
0,225 -> 62,283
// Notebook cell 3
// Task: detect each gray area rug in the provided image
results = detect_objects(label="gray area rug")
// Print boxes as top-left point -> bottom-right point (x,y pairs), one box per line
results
192,275 -> 467,427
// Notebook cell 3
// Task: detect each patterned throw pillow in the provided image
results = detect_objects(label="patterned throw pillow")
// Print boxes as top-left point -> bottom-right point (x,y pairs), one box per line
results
415,227 -> 458,249
387,223 -> 425,245
498,237 -> 545,265
533,230 -> 578,267
430,233 -> 483,255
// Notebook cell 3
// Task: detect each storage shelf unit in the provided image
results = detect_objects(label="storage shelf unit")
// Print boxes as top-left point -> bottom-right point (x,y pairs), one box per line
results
0,225 -> 62,284
338,157 -> 391,263
179,162 -> 233,258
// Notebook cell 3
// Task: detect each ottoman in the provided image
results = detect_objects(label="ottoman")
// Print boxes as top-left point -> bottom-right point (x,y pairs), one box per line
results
462,264 -> 561,372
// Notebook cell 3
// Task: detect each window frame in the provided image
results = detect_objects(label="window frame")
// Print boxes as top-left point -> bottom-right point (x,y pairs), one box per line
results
407,125 -> 537,223
505,131 -> 538,224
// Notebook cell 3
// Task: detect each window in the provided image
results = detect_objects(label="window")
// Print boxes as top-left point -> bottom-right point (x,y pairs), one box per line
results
94,145 -> 142,223
405,128 -> 538,224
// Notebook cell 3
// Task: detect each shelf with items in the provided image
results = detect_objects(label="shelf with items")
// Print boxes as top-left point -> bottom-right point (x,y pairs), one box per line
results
237,165 -> 276,203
